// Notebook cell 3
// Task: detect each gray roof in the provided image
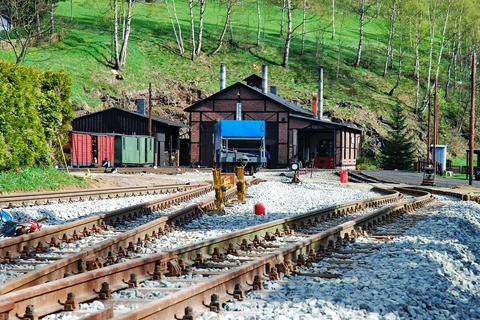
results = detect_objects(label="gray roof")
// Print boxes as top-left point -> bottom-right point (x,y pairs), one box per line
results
248,85 -> 313,116
290,114 -> 362,132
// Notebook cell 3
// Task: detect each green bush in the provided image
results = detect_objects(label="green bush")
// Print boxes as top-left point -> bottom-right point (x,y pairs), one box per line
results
0,60 -> 73,170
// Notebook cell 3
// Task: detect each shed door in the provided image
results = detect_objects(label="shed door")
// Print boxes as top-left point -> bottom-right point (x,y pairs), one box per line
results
265,122 -> 278,168
200,122 -> 215,167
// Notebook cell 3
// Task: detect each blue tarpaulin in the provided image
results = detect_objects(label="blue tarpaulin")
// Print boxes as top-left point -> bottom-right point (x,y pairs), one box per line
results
218,120 -> 265,138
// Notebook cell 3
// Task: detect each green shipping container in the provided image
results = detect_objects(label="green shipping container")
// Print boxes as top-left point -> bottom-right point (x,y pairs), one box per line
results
115,135 -> 155,166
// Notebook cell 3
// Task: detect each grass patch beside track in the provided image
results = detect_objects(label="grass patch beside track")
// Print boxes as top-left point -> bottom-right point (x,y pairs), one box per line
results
0,167 -> 86,192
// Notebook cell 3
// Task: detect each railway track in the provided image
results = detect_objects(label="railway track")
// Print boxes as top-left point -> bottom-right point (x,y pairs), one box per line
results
0,187 -> 433,320
0,183 -> 205,208
64,167 -> 212,176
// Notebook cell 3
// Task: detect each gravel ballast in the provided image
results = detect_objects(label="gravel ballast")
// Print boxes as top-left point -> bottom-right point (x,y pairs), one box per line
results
199,199 -> 480,320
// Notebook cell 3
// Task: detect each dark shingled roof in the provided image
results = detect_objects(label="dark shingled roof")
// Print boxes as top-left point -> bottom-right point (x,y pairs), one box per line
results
75,107 -> 187,128
185,81 -> 313,116
290,114 -> 362,132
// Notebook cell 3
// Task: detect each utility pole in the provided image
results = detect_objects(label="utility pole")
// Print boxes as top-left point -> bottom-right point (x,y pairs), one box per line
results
469,52 -> 476,185
148,82 -> 153,137
433,79 -> 439,177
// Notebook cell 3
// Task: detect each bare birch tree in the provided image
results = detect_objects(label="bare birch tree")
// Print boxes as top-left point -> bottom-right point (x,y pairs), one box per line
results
113,0 -> 134,71
282,0 -> 292,68
280,0 -> 286,36
188,0 -> 196,61
388,10 -> 403,96
383,0 -> 397,78
331,0 -> 335,39
196,0 -> 205,55
256,0 -> 261,46
300,0 -> 307,55
164,0 -> 184,55
353,0 -> 366,67
212,0 -> 233,55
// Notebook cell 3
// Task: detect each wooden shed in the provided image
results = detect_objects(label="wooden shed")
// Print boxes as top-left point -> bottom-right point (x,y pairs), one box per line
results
72,107 -> 186,166
185,76 -> 361,169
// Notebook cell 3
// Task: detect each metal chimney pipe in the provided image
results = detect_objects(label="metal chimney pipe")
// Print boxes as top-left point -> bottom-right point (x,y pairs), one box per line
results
318,66 -> 324,120
262,65 -> 268,94
220,63 -> 226,90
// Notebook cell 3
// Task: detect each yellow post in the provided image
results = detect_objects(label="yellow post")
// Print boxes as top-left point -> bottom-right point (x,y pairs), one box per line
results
212,168 -> 224,212
235,166 -> 246,203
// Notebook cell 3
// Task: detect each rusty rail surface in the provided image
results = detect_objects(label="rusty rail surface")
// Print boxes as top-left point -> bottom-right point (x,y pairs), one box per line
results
0,179 -> 261,295
0,186 -> 422,319
0,183 -> 201,208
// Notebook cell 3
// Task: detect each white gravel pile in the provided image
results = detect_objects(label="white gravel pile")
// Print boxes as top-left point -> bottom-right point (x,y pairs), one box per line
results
199,200 -> 480,320
185,181 -> 378,232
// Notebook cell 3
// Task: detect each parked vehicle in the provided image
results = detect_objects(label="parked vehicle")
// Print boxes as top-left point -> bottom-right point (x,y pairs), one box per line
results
215,120 -> 267,175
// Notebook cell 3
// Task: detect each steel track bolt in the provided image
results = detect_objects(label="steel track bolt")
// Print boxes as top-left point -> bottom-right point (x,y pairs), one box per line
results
284,226 -> 292,235
96,282 -> 112,300
225,243 -> 237,256
252,235 -> 261,246
35,242 -> 46,253
251,275 -> 263,290
82,227 -> 90,237
233,283 -> 244,301
175,306 -> 194,320
269,266 -> 279,280
193,253 -> 204,267
205,294 -> 221,312
240,239 -> 249,251
296,253 -> 306,266
17,304 -> 35,320
49,237 -> 58,248
274,228 -> 283,237
58,292 -> 76,311
144,234 -> 151,242
151,262 -> 163,280
72,230 -> 79,241
308,248 -> 317,261
61,233 -> 70,243
127,242 -> 136,253
20,246 -> 33,259
136,238 -> 143,248
2,251 -> 12,264
264,232 -> 274,241
124,273 -> 138,288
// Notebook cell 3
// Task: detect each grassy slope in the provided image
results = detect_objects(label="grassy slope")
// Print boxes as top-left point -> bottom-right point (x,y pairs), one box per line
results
0,0 -> 468,158
0,167 -> 85,192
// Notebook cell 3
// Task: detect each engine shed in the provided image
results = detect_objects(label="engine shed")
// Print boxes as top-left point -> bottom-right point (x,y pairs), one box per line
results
185,67 -> 361,169
72,106 -> 186,166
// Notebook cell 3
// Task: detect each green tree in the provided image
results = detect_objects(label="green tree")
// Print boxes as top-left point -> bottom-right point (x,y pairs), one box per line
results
382,104 -> 416,170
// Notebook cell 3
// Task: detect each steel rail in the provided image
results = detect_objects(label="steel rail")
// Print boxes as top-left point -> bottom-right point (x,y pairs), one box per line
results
0,187 -> 415,319
0,183 -> 202,208
0,179 -> 262,295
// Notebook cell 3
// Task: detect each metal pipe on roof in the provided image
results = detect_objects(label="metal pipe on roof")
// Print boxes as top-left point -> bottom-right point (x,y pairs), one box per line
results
318,66 -> 324,120
262,65 -> 268,94
220,64 -> 226,90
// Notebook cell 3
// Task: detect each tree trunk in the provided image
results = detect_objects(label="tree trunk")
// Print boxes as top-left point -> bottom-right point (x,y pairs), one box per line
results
383,0 -> 396,78
35,1 -> 41,33
119,0 -> 134,68
188,0 -> 196,61
433,0 -> 452,84
113,0 -> 121,69
50,0 -> 55,42
300,0 -> 306,55
353,0 -> 365,68
445,38 -> 454,99
453,30 -> 460,89
331,0 -> 335,39
388,25 -> 403,96
196,0 -> 205,55
172,0 -> 185,55
280,0 -> 285,36
256,0 -> 261,46
212,0 -> 232,55
165,0 -> 184,55
414,16 -> 421,113
282,0 -> 292,68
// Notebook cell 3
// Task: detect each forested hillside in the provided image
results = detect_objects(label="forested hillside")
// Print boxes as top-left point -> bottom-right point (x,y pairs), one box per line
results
1,0 -> 479,163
